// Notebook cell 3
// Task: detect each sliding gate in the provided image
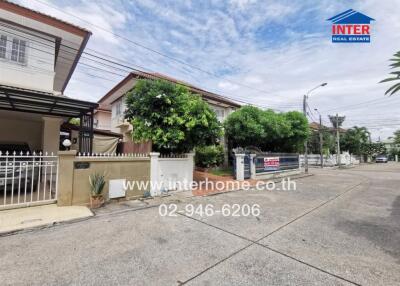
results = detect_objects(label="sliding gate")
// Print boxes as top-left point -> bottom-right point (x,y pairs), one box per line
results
0,151 -> 58,209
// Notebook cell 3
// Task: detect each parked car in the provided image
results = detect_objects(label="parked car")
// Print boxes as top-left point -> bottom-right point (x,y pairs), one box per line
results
375,154 -> 388,163
0,142 -> 39,192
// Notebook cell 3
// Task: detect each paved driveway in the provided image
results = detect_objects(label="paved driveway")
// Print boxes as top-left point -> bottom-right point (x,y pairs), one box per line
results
0,163 -> 399,285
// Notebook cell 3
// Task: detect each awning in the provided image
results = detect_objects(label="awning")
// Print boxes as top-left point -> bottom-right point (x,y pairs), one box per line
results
0,85 -> 98,117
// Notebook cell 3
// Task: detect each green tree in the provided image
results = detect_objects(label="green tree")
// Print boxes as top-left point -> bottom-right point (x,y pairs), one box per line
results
380,50 -> 400,95
360,142 -> 386,157
261,110 -> 292,151
224,106 -> 308,152
125,79 -> 222,154
340,126 -> 370,155
393,130 -> 400,144
308,127 -> 335,155
223,106 -> 266,148
280,111 -> 309,152
68,118 -> 80,126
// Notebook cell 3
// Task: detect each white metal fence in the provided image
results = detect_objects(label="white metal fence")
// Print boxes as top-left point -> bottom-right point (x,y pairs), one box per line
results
0,151 -> 58,209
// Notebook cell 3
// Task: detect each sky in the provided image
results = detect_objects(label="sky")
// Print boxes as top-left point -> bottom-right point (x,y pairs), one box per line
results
14,0 -> 400,141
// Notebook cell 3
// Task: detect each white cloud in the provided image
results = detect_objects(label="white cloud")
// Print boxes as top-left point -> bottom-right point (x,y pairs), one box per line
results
218,81 -> 240,91
11,0 -> 400,140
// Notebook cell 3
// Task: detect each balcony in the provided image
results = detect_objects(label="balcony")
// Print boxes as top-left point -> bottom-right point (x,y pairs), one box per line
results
113,114 -> 130,128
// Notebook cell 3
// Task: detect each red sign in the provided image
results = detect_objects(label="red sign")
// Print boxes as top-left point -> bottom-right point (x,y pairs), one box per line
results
264,157 -> 279,170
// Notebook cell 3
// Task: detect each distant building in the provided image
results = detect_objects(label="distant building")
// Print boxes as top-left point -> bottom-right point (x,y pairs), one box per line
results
382,138 -> 400,153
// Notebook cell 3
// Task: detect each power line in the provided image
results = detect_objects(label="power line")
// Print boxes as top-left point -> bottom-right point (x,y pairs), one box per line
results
320,96 -> 400,113
30,0 -> 305,102
0,26 -> 304,111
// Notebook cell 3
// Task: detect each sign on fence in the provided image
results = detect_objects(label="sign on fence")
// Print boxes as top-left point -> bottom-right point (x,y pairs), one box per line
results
256,153 -> 299,173
264,157 -> 279,171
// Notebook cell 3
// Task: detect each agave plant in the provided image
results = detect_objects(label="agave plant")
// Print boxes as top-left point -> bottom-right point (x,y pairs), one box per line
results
380,50 -> 400,95
89,173 -> 106,197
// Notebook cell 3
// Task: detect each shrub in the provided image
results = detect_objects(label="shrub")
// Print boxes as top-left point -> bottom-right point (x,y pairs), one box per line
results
89,173 -> 106,197
195,145 -> 225,168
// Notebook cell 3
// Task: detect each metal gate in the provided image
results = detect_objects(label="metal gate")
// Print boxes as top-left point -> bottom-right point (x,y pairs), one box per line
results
0,151 -> 58,209
234,153 -> 251,180
243,154 -> 251,179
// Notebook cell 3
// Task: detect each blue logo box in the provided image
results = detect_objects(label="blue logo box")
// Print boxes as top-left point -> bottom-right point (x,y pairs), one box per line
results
332,35 -> 370,43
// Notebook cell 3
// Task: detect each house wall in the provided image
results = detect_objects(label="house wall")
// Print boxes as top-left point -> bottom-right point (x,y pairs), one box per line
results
207,102 -> 235,123
0,110 -> 63,153
0,116 -> 42,151
0,21 -> 55,92
111,96 -> 128,133
94,110 -> 111,130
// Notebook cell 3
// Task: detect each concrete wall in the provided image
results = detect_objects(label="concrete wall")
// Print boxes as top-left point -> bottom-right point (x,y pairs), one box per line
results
300,153 -> 360,167
0,21 -> 55,92
150,152 -> 194,196
58,151 -> 151,206
42,117 -> 62,154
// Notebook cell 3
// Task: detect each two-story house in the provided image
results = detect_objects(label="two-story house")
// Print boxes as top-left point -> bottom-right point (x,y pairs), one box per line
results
96,71 -> 241,152
0,1 -> 98,154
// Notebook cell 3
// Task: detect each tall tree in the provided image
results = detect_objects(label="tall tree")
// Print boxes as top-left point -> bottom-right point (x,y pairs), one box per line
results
224,106 -> 308,152
125,79 -> 222,154
223,106 -> 266,148
393,130 -> 400,144
341,126 -> 370,155
380,50 -> 400,95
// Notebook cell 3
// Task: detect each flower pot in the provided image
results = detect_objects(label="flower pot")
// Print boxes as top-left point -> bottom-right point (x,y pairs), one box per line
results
90,196 -> 104,209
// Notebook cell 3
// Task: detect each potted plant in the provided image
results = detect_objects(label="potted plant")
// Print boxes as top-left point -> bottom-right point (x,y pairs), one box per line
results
89,173 -> 106,208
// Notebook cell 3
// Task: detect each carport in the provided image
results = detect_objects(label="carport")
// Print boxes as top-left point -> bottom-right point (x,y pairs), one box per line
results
0,85 -> 98,154
0,85 -> 98,209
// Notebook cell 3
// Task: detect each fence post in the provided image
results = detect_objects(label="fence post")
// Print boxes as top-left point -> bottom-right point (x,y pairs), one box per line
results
150,152 -> 160,196
250,154 -> 256,179
57,150 -> 76,206
235,153 -> 245,181
186,152 -> 195,185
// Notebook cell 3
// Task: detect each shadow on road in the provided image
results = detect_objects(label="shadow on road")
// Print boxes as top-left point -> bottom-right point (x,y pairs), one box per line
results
335,196 -> 400,264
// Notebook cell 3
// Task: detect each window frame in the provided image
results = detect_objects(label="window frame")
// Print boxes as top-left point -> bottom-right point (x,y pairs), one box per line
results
0,33 -> 28,65
0,35 -> 7,59
10,37 -> 27,64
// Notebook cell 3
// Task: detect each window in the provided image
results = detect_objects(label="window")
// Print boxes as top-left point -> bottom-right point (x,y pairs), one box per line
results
115,101 -> 122,116
11,38 -> 26,64
212,107 -> 225,122
0,35 -> 6,59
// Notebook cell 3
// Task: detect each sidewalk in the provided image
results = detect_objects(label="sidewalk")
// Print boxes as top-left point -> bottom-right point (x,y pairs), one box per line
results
0,204 -> 93,235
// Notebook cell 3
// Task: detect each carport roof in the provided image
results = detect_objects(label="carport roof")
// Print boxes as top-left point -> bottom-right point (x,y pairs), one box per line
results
0,85 -> 98,117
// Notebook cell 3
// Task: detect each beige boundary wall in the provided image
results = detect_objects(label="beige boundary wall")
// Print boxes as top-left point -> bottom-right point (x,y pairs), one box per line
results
57,151 -> 150,206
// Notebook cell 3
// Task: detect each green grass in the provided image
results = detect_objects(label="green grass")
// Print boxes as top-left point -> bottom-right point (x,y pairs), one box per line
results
209,167 -> 233,177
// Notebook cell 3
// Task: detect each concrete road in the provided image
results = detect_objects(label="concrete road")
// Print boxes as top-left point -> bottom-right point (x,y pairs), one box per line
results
0,163 -> 399,285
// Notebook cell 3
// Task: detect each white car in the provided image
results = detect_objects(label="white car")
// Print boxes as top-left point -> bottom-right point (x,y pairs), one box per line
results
375,155 -> 388,163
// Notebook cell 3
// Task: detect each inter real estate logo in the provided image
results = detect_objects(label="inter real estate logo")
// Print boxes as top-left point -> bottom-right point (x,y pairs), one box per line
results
327,9 -> 375,43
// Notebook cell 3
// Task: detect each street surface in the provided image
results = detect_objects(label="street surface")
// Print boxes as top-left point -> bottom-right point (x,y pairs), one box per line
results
0,163 -> 399,285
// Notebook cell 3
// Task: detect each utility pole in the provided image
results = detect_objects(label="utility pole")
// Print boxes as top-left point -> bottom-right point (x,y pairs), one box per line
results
303,83 -> 327,174
336,113 -> 341,167
329,114 -> 345,168
319,114 -> 324,168
303,94 -> 308,173
314,108 -> 324,168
